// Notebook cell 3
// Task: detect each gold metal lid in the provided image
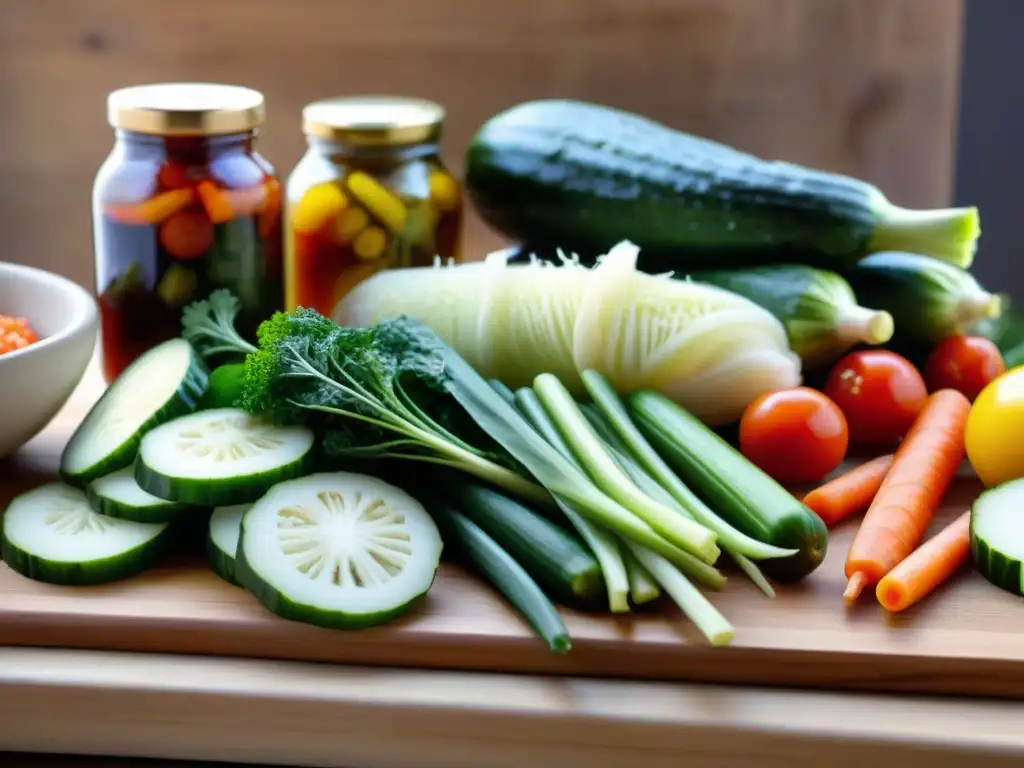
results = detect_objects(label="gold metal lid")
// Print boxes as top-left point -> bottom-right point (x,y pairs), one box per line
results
302,96 -> 445,146
107,83 -> 266,136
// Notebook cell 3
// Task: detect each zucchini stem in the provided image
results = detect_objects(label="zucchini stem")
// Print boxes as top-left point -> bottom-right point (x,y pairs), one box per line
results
869,203 -> 981,269
833,306 -> 894,346
956,290 -> 1002,327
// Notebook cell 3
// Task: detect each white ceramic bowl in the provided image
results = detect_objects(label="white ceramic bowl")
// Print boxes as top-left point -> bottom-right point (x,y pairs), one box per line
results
0,262 -> 98,459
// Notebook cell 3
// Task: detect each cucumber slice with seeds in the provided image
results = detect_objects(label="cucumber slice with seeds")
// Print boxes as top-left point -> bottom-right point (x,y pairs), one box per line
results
207,504 -> 248,585
971,479 -> 1024,596
236,472 -> 443,629
87,466 -> 196,523
60,339 -> 208,487
1,483 -> 170,585
136,408 -> 316,506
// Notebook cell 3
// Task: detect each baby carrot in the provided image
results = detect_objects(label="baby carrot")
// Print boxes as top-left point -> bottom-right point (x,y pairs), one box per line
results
105,188 -> 195,225
196,180 -> 237,224
843,389 -> 971,602
875,510 -> 971,612
803,454 -> 894,527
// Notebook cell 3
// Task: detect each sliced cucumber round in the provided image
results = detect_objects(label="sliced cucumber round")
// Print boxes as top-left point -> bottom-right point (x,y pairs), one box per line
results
207,503 -> 249,585
236,472 -> 443,629
135,408 -> 316,506
87,465 -> 197,523
60,338 -> 208,488
971,479 -> 1024,596
1,482 -> 170,586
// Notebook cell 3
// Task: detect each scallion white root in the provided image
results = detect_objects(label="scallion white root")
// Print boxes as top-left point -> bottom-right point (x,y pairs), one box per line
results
627,544 -> 734,647
623,547 -> 661,605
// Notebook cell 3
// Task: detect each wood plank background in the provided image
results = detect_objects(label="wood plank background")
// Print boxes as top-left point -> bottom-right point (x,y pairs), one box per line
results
0,0 -> 964,289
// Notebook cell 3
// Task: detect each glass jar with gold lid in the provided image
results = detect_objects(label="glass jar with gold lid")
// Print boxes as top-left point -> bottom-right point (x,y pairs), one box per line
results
93,82 -> 283,382
285,95 -> 463,316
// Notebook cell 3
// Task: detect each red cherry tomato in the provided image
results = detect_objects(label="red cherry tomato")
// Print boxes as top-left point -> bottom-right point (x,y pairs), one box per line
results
823,350 -> 928,445
923,335 -> 1005,402
739,387 -> 849,485
158,209 -> 214,260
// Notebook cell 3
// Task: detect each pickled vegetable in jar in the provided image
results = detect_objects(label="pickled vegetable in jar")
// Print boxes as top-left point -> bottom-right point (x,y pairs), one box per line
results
285,96 -> 463,316
93,83 -> 283,382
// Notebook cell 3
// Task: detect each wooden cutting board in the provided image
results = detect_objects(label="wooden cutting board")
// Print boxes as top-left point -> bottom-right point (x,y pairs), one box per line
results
3,361 -> 1023,700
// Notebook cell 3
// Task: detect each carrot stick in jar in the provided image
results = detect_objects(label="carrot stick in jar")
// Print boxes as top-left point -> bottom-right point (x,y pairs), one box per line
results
843,389 -> 971,602
105,188 -> 195,225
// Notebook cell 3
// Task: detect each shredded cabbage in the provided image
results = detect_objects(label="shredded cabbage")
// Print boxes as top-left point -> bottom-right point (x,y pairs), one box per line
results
334,241 -> 801,425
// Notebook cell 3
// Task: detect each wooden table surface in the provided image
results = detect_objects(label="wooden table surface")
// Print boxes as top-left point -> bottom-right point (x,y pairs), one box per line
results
2,360 -> 1024,767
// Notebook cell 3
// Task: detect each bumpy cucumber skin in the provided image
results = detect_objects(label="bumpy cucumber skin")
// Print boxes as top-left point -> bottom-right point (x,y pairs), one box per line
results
85,479 -> 197,524
234,517 -> 436,630
135,448 -> 315,508
629,393 -> 827,582
466,100 -> 882,270
59,340 -> 209,488
0,524 -> 169,586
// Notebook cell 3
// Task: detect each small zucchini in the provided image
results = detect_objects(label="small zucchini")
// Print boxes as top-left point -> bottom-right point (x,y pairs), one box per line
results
627,391 -> 828,581
442,481 -> 604,606
846,251 -> 1001,345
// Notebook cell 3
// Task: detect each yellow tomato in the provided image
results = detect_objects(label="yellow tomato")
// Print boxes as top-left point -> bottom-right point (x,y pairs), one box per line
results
965,365 -> 1024,487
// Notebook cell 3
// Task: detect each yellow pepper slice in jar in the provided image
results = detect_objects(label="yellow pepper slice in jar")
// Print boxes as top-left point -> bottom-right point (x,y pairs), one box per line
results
966,366 -> 1024,487
353,226 -> 388,260
333,207 -> 370,244
428,170 -> 461,213
346,172 -> 407,235
291,183 -> 349,235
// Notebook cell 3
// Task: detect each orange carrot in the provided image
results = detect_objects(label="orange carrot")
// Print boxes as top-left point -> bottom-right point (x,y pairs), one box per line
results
196,180 -> 236,224
105,188 -> 195,225
843,389 -> 971,602
875,510 -> 971,612
803,454 -> 894,526
198,180 -> 268,224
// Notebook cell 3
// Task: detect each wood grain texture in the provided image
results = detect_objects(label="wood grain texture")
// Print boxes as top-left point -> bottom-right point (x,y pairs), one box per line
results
0,0 -> 964,287
2,358 -> 1021,701
2,648 -> 1024,768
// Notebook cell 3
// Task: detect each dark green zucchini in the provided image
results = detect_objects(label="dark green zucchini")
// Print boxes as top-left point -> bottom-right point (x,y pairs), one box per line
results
627,391 -> 827,581
466,99 -> 980,271
441,481 -> 602,606
846,251 -> 1001,345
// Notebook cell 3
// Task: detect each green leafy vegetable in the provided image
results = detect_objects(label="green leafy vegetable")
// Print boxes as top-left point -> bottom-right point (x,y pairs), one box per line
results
190,291 -> 711,574
181,289 -> 258,361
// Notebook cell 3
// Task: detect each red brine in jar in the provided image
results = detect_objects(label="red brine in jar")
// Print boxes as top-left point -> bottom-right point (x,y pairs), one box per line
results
93,83 -> 283,382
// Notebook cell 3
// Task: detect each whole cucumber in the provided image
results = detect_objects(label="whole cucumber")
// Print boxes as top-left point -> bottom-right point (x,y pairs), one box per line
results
846,251 -> 1001,345
467,100 -> 979,271
628,390 -> 827,582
